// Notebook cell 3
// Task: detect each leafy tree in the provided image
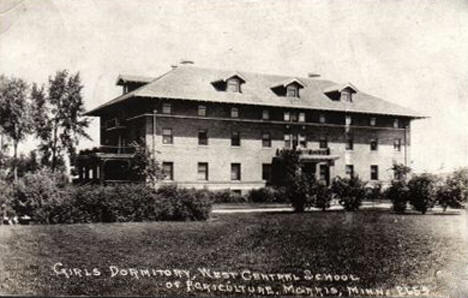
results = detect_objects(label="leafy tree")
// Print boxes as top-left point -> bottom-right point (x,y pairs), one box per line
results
30,70 -> 90,172
331,176 -> 367,211
437,168 -> 468,211
129,141 -> 165,184
270,149 -> 302,188
386,179 -> 410,213
407,173 -> 438,214
392,163 -> 412,182
312,180 -> 333,211
0,76 -> 32,180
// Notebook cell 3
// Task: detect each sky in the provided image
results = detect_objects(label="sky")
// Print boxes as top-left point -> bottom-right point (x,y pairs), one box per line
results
0,0 -> 467,173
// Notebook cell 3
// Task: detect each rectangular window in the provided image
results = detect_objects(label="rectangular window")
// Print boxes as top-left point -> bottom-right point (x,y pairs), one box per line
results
291,112 -> 298,122
198,130 -> 208,145
299,112 -> 306,122
198,105 -> 206,116
370,138 -> 378,151
394,119 -> 399,128
162,128 -> 173,144
287,85 -> 298,97
262,163 -> 271,181
394,138 -> 402,151
231,107 -> 239,118
319,113 -> 326,123
345,165 -> 354,178
231,131 -> 240,146
231,163 -> 241,181
284,134 -> 291,148
162,103 -> 172,114
299,134 -> 307,148
162,162 -> 173,180
319,137 -> 328,149
262,110 -> 270,120
262,132 -> 271,147
197,162 -> 208,181
227,79 -> 240,93
370,117 -> 377,126
346,136 -> 354,150
345,115 -> 352,125
370,165 -> 379,180
284,112 -> 290,122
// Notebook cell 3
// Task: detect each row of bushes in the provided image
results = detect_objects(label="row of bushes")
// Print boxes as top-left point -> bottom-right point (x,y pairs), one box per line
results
1,169 -> 212,224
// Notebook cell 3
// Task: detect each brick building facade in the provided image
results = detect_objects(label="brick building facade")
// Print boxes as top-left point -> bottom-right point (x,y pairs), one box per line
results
81,64 -> 424,192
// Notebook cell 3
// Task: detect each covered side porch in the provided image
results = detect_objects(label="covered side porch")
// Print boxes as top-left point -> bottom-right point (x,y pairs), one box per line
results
73,146 -> 136,184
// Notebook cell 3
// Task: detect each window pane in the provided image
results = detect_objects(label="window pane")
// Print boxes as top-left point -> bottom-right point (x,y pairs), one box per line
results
291,112 -> 298,122
346,165 -> 354,178
299,112 -> 305,122
394,138 -> 401,151
284,112 -> 290,121
371,165 -> 378,180
262,110 -> 269,120
198,130 -> 208,145
162,128 -> 173,144
227,78 -> 240,92
287,85 -> 298,97
299,134 -> 307,148
231,163 -> 241,180
231,131 -> 240,146
197,163 -> 208,181
284,134 -> 291,148
319,114 -> 326,123
394,119 -> 399,128
346,137 -> 353,150
162,103 -> 172,114
162,162 -> 173,180
231,107 -> 239,118
262,132 -> 271,147
198,105 -> 206,116
370,139 -> 378,151
346,115 -> 352,125
370,117 -> 377,126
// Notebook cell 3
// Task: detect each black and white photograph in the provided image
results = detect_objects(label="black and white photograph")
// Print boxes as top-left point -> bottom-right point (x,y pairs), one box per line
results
0,0 -> 467,297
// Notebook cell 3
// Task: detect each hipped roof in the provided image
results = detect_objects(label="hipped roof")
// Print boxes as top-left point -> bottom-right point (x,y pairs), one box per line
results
86,65 -> 426,118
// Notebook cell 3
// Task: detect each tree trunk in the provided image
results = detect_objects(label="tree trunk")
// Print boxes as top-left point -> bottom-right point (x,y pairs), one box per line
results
13,141 -> 18,181
51,121 -> 58,172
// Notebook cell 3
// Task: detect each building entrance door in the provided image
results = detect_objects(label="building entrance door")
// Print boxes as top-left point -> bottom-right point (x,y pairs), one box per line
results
319,164 -> 330,185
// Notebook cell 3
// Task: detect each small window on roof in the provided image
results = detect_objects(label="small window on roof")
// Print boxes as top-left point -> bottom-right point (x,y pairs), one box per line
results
286,85 -> 299,97
227,78 -> 241,93
341,90 -> 352,102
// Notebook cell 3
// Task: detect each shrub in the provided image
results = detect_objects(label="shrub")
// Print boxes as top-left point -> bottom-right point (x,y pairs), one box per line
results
11,168 -> 67,223
365,182 -> 383,201
331,176 -> 367,211
436,168 -> 468,211
385,180 -> 409,213
270,149 -> 301,188
312,181 -> 333,211
407,173 -> 437,214
0,179 -> 15,219
210,189 -> 247,203
287,172 -> 314,212
247,187 -> 278,203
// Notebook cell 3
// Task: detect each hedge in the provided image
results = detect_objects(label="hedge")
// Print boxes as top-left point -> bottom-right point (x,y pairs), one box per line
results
9,171 -> 212,224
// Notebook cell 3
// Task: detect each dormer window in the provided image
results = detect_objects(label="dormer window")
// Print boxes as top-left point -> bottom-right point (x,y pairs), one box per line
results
341,90 -> 352,102
271,78 -> 304,97
324,83 -> 358,101
211,72 -> 246,93
227,78 -> 241,93
286,85 -> 299,97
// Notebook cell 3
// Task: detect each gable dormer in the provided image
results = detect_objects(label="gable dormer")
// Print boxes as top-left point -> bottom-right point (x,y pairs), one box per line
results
324,82 -> 358,102
211,72 -> 246,93
271,78 -> 305,98
116,75 -> 154,94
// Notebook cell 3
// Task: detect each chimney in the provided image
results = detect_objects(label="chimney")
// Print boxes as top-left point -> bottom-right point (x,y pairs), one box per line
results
179,59 -> 195,65
308,73 -> 320,78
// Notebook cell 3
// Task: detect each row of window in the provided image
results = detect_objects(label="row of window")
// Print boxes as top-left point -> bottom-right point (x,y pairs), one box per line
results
346,165 -> 379,180
161,162 -> 381,181
162,162 -> 241,181
160,103 -> 403,127
161,128 -> 403,151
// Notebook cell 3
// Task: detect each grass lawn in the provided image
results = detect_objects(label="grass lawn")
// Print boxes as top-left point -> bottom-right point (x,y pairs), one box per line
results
1,210 -> 467,297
